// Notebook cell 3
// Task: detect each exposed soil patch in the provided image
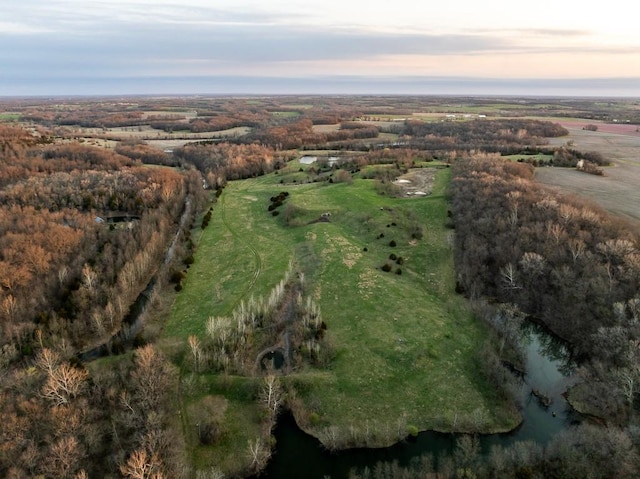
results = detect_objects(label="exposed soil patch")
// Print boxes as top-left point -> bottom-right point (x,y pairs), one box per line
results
556,120 -> 640,137
393,168 -> 438,197
537,126 -> 640,231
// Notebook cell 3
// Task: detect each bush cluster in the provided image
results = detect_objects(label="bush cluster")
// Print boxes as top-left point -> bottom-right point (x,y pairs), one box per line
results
201,206 -> 213,228
268,191 -> 290,212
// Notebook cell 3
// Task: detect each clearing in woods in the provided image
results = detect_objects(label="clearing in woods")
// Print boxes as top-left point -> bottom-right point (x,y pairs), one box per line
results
164,160 -> 520,472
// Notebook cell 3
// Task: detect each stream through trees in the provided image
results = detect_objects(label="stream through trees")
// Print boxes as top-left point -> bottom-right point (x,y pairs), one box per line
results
77,198 -> 192,362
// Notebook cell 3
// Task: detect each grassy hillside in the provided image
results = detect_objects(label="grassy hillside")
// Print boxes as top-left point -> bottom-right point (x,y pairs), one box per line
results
163,160 -> 519,473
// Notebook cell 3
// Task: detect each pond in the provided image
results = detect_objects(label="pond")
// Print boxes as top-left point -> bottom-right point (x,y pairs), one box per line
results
261,322 -> 577,478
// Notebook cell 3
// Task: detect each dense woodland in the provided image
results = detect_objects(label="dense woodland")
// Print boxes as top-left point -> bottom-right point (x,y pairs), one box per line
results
0,123 -> 206,478
1,96 -> 640,478
445,155 -> 640,477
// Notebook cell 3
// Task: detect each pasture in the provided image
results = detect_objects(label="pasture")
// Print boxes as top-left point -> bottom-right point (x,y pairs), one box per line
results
164,159 -> 519,471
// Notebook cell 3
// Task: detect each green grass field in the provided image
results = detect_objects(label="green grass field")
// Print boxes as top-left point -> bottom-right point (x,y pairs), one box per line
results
0,113 -> 20,121
164,160 -> 519,471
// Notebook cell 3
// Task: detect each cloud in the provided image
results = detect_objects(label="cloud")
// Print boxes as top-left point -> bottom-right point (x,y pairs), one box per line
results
0,22 -> 510,76
2,1 -> 639,96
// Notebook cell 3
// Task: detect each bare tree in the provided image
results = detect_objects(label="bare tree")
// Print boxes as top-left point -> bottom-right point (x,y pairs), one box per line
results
41,362 -> 89,406
499,263 -> 520,290
260,374 -> 284,425
130,345 -> 174,411
187,335 -> 204,373
120,449 -> 163,479
247,438 -> 269,473
42,435 -> 85,479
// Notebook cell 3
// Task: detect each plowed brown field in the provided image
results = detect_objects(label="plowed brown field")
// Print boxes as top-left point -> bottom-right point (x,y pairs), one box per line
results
535,123 -> 640,232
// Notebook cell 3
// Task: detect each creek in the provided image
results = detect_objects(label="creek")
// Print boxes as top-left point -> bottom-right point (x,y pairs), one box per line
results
262,322 -> 578,478
77,198 -> 192,362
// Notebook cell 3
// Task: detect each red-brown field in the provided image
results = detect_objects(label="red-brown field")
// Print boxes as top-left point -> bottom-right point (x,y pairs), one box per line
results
556,120 -> 640,137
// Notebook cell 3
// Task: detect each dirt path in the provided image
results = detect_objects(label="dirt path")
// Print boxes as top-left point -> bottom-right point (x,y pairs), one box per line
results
393,167 -> 439,197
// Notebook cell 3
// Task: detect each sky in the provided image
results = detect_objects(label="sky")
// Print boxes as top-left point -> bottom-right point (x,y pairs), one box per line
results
1,0 -> 640,97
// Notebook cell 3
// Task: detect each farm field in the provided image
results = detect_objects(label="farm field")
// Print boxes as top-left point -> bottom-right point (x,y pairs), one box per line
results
536,124 -> 640,229
163,160 -> 519,472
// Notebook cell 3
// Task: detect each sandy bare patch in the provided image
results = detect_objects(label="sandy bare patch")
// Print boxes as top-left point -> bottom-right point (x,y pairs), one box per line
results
242,195 -> 258,201
393,168 -> 438,197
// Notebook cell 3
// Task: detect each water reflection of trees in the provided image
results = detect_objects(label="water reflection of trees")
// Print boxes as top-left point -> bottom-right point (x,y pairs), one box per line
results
522,322 -> 574,376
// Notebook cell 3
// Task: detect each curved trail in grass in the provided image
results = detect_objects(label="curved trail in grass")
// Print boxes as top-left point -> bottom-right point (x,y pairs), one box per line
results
179,186 -> 265,477
219,183 -> 263,310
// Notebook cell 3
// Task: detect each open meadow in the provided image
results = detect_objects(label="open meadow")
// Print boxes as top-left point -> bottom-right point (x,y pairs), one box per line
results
162,158 -> 519,472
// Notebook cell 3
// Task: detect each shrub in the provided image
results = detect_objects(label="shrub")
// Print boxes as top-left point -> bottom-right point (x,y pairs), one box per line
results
396,256 -> 404,265
389,253 -> 397,261
170,270 -> 187,284
309,412 -> 321,425
389,240 -> 397,247
581,160 -> 605,176
381,263 -> 392,272
198,421 -> 223,445
333,169 -> 353,184
410,225 -> 423,240
396,268 -> 402,275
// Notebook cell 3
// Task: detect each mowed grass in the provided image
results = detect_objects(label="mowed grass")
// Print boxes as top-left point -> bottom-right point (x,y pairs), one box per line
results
163,175 -> 294,339
164,161 -> 519,461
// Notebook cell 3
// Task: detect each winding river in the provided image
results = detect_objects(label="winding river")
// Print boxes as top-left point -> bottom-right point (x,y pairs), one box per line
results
262,322 -> 578,478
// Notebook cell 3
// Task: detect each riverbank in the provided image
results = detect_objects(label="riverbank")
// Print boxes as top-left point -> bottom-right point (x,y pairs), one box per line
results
262,322 -> 578,478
